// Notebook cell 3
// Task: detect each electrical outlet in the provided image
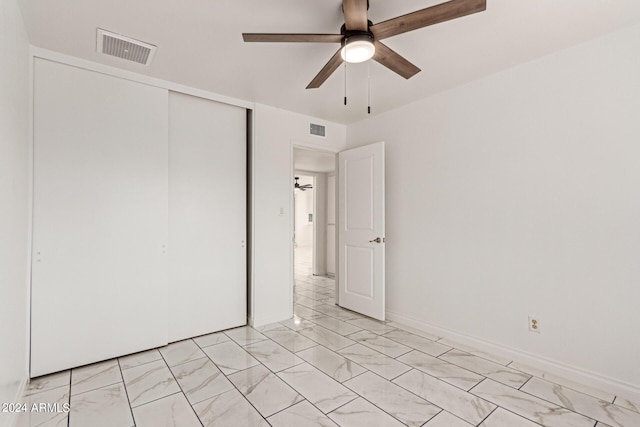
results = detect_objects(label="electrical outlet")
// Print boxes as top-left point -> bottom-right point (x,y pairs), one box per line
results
529,316 -> 541,333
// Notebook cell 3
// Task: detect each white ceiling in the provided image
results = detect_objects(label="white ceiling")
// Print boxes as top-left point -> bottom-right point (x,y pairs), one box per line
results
19,0 -> 640,125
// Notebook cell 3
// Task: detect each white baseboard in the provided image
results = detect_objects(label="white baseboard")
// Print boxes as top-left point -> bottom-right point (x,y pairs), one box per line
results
386,310 -> 640,403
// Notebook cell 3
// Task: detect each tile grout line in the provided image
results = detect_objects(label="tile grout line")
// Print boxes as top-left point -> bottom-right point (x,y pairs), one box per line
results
381,329 -> 451,355
433,337 -> 515,367
66,359 -> 129,399
467,376 -> 489,394
390,353 -> 484,393
116,358 -> 137,427
513,372 -> 631,422
322,394 -> 361,418
340,367 -> 369,384
436,347 -> 456,359
233,367 -> 303,421
293,345 -> 371,384
68,378 -> 124,398
507,363 -> 619,405
518,374 -> 534,391
390,370 -> 499,426
192,332 -> 275,424
494,407 -> 546,427
119,352 -> 163,372
470,377 -> 603,427
475,406 -> 499,426
261,399 -> 316,423
156,345 -> 205,427
387,365 -> 413,383
127,390 -> 184,411
341,368 -> 443,427
516,385 -> 603,426
436,349 -> 530,387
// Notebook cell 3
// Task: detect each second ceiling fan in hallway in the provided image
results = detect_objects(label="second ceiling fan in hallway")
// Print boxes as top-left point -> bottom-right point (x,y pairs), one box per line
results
294,177 -> 313,191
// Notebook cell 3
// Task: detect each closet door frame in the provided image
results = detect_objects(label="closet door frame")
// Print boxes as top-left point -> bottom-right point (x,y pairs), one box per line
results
28,51 -> 253,376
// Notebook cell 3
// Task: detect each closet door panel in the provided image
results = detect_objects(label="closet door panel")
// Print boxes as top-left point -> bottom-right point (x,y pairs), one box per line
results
168,92 -> 246,342
31,59 -> 169,376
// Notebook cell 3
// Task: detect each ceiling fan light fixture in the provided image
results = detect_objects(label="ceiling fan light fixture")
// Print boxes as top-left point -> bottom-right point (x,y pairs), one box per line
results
341,33 -> 375,63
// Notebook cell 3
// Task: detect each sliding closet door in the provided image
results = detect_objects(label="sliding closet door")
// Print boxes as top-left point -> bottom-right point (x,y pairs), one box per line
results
168,92 -> 246,342
31,59 -> 169,376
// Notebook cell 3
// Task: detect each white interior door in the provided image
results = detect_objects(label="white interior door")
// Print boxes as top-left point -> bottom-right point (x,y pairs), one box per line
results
31,59 -> 169,376
338,142 -> 385,320
168,92 -> 246,342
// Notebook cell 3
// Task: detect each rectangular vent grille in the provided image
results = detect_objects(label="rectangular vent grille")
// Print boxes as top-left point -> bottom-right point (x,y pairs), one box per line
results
97,29 -> 156,66
309,123 -> 326,138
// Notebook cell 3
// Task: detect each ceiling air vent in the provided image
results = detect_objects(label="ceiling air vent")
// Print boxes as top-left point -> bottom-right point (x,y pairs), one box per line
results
96,29 -> 157,66
309,122 -> 326,138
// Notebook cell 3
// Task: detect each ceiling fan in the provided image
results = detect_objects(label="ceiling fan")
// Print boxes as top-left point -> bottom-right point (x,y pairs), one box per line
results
294,177 -> 313,191
243,0 -> 486,89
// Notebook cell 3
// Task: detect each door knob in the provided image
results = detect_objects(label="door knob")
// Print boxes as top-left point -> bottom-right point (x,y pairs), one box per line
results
369,237 -> 382,243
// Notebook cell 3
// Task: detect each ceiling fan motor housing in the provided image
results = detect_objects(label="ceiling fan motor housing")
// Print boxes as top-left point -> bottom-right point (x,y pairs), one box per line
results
341,31 -> 374,46
339,20 -> 374,36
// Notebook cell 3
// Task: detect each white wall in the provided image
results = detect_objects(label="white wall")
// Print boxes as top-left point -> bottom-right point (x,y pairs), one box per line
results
251,104 -> 346,326
347,23 -> 640,398
0,0 -> 29,420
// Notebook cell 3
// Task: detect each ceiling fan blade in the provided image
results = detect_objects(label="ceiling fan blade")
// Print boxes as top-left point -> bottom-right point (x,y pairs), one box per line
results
243,33 -> 343,43
306,48 -> 344,89
370,0 -> 486,40
343,0 -> 369,31
373,42 -> 421,79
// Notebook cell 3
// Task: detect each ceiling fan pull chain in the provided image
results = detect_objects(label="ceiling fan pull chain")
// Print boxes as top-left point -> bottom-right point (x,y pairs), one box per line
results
344,47 -> 348,106
367,61 -> 371,114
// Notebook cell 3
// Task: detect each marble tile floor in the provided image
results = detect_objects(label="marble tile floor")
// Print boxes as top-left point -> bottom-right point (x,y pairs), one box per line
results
15,272 -> 640,427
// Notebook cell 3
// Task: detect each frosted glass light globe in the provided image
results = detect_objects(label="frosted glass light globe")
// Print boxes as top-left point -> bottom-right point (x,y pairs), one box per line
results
341,39 -> 375,63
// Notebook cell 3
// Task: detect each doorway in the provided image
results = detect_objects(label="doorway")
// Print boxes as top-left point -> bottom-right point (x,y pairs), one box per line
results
294,174 -> 315,277
291,142 -> 386,321
293,148 -> 337,302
